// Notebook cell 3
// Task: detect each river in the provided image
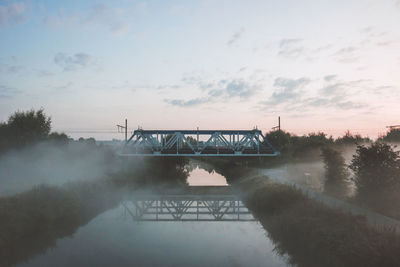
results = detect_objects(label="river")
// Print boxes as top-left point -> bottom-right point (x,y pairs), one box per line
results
17,167 -> 289,267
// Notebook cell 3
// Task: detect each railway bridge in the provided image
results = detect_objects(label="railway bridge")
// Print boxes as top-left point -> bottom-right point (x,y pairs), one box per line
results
118,129 -> 279,157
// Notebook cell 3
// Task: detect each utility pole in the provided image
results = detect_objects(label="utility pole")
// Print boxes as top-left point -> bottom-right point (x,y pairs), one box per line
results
117,119 -> 128,142
272,116 -> 281,132
278,116 -> 281,132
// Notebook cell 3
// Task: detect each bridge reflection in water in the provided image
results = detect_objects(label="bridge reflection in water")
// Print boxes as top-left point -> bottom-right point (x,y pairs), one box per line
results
122,186 -> 254,222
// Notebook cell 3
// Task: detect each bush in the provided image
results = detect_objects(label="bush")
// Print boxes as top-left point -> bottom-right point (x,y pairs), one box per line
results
322,147 -> 349,198
349,142 -> 400,207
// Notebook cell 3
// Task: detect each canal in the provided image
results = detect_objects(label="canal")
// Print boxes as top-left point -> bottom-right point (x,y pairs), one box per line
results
17,166 -> 289,267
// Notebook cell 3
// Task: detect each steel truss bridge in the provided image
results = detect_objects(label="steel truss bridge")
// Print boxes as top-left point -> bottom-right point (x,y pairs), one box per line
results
119,129 -> 279,157
122,186 -> 254,222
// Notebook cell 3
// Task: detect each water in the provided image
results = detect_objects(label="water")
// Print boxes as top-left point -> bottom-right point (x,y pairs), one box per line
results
187,166 -> 228,186
16,168 -> 289,267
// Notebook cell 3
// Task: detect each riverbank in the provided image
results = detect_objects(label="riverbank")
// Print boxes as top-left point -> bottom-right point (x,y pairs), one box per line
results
201,159 -> 400,267
0,157 -> 190,267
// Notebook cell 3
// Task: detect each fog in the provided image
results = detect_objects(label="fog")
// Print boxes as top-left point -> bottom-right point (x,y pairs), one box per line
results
0,142 -> 121,196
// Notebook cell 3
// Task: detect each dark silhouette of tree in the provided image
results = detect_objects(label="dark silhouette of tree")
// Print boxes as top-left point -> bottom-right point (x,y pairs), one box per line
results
0,109 -> 51,151
48,132 -> 70,144
335,130 -> 371,145
349,142 -> 400,208
265,130 -> 292,155
380,128 -> 400,143
321,147 -> 349,198
291,132 -> 334,159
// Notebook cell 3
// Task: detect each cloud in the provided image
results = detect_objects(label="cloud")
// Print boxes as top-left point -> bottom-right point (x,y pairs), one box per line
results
227,28 -> 245,46
225,79 -> 257,98
376,40 -> 398,46
266,77 -> 310,104
333,46 -> 359,63
324,75 -> 337,82
0,85 -> 20,98
54,53 -> 95,71
110,21 -> 130,35
278,38 -> 304,58
259,76 -> 370,113
335,46 -> 357,55
0,63 -> 23,74
164,97 -> 211,107
43,4 -> 132,35
164,76 -> 260,108
0,2 -> 27,28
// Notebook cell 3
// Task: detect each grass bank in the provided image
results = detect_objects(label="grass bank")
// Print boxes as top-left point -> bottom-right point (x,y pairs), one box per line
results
202,159 -> 400,267
0,179 -> 121,267
0,157 -> 190,266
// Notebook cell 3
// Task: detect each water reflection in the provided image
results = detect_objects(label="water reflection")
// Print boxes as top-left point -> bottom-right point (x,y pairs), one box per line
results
123,186 -> 254,221
18,201 -> 286,267
187,166 -> 228,186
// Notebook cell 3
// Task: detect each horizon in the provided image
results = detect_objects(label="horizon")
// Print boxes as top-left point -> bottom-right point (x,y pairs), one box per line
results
1,0 -> 400,140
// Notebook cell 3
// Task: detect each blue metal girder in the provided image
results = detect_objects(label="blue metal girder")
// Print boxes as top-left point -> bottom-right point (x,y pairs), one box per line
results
119,129 -> 279,157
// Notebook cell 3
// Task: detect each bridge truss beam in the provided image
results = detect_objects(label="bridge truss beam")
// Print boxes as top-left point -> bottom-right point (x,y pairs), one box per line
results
122,195 -> 254,221
119,129 -> 279,157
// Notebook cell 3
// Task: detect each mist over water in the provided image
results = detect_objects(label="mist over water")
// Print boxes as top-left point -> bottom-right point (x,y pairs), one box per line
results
0,142 -> 119,196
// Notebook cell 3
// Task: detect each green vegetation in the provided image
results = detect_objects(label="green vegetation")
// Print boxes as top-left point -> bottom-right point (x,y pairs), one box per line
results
349,142 -> 400,217
202,159 -> 400,267
243,177 -> 400,267
335,130 -> 371,145
265,129 -> 370,163
321,146 -> 349,198
0,109 -> 70,153
380,128 -> 400,143
0,180 -> 121,266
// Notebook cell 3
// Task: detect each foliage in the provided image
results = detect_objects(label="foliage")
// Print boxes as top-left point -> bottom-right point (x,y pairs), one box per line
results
380,128 -> 400,143
48,132 -> 70,144
265,130 -> 334,161
6,109 -> 51,146
321,147 -> 349,198
335,130 -> 371,145
349,142 -> 400,207
0,109 -> 72,153
214,168 -> 400,267
265,130 -> 292,155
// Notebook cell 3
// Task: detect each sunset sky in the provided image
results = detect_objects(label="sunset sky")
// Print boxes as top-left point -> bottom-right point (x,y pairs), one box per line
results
1,0 -> 400,139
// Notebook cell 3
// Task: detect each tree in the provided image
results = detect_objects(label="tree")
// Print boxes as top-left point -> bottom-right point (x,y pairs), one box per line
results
0,109 -> 51,150
380,128 -> 400,143
265,130 -> 292,155
335,130 -> 371,145
48,132 -> 70,144
349,142 -> 400,206
321,147 -> 349,198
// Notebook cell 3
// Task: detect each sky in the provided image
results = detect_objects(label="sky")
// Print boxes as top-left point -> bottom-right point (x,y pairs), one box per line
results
1,0 -> 400,140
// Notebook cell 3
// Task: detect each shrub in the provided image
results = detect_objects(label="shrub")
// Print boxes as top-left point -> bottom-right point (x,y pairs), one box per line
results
322,147 -> 349,198
349,142 -> 400,207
